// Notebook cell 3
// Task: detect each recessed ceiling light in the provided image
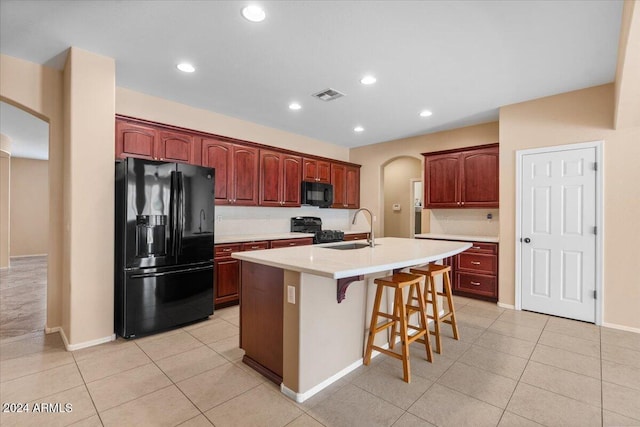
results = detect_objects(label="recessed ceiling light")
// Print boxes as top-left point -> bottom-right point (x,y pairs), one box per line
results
419,110 -> 433,117
354,126 -> 364,133
289,102 -> 301,110
242,5 -> 266,22
177,63 -> 195,73
360,75 -> 377,85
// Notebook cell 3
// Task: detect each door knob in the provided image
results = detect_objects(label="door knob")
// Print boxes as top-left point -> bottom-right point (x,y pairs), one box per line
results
523,238 -> 531,243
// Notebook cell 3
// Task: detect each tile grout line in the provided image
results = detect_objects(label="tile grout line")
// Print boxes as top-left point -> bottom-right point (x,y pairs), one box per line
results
494,311 -> 549,427
70,351 -> 105,427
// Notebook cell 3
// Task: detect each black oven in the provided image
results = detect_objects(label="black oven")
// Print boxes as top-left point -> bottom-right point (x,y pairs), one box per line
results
301,181 -> 333,208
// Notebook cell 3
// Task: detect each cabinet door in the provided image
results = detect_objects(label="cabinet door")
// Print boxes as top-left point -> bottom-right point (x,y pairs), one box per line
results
425,153 -> 460,208
303,158 -> 331,184
116,120 -> 157,160
331,163 -> 347,208
232,145 -> 259,206
345,166 -> 360,209
202,138 -> 232,205
259,150 -> 283,207
460,147 -> 499,207
215,258 -> 240,304
158,131 -> 194,164
303,158 -> 318,182
281,155 -> 302,207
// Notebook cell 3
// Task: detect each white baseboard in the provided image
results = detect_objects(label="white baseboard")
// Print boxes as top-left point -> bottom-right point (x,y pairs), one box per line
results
46,326 -> 115,351
601,322 -> 640,334
497,302 -> 515,310
281,358 -> 363,403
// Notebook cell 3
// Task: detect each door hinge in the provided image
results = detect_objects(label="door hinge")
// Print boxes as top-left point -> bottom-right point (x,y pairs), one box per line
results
593,162 -> 598,171
593,226 -> 597,235
593,290 -> 597,299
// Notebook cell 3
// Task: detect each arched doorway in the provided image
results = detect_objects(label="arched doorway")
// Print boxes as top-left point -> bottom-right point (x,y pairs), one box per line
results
381,156 -> 422,238
0,101 -> 50,340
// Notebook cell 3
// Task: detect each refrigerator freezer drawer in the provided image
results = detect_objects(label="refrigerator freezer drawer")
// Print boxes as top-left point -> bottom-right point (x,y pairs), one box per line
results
116,263 -> 213,338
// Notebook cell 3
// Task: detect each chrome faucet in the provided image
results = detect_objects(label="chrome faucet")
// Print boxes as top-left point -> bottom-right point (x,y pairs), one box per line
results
199,209 -> 206,233
352,208 -> 375,247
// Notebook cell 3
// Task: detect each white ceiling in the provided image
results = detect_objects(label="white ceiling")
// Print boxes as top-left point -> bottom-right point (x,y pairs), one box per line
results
0,0 -> 624,156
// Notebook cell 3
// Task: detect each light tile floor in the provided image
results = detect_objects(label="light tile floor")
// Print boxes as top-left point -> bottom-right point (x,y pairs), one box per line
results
1,279 -> 639,425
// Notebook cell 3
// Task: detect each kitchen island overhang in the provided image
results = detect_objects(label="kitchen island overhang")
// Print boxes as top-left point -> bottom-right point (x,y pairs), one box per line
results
232,237 -> 471,402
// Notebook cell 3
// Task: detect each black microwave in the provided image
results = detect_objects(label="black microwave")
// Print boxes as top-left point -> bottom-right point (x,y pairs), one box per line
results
301,181 -> 333,208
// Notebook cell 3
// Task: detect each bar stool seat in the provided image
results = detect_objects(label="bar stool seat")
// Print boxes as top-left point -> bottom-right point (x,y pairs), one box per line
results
409,263 -> 459,354
363,272 -> 433,383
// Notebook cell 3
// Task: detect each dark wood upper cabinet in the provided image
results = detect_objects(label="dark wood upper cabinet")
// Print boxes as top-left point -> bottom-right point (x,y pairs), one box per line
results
303,158 -> 331,184
331,163 -> 360,209
460,148 -> 499,207
331,163 -> 347,208
116,120 -> 158,160
116,120 -> 195,163
116,116 -> 359,209
202,138 -> 259,206
423,144 -> 499,208
158,131 -> 195,164
424,153 -> 460,208
259,150 -> 302,207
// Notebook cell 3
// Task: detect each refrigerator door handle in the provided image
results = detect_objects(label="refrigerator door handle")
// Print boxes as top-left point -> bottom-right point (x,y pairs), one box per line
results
170,170 -> 179,257
130,264 -> 213,279
177,171 -> 185,255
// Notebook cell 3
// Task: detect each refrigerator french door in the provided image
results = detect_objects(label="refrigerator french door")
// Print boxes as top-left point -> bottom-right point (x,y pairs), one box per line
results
115,158 -> 215,338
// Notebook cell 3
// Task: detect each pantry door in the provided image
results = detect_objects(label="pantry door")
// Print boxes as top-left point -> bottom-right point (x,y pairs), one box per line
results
517,142 -> 601,323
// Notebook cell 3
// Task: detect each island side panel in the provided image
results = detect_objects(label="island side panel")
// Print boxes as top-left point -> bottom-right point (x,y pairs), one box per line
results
297,273 -> 367,394
282,270 -> 301,392
240,261 -> 284,383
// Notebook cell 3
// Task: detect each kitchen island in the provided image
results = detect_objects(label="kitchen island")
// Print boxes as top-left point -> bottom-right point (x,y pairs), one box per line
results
232,237 -> 471,402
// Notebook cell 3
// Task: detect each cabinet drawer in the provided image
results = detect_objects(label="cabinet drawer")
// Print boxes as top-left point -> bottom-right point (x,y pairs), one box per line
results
467,242 -> 497,254
270,238 -> 314,249
456,272 -> 497,298
242,241 -> 269,251
457,252 -> 497,274
215,243 -> 242,257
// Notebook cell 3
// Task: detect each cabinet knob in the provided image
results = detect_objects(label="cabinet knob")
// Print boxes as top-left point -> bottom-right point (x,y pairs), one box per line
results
471,261 -> 481,265
461,201 -> 464,205
470,281 -> 481,286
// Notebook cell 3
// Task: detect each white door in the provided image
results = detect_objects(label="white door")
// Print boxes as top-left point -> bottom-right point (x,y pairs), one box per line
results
520,147 -> 597,322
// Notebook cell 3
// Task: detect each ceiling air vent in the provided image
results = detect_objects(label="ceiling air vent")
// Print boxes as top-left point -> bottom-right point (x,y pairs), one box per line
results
312,88 -> 345,102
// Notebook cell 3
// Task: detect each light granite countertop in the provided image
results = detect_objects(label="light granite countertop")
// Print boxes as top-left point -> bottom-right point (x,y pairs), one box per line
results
231,237 -> 471,279
414,233 -> 499,243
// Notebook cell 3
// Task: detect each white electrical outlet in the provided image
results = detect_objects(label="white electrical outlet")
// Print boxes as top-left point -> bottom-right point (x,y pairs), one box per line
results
216,215 -> 222,223
287,285 -> 296,304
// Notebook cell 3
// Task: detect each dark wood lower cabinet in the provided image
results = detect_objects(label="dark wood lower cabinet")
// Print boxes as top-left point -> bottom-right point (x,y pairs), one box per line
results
240,261 -> 283,384
343,233 -> 369,241
214,238 -> 312,308
452,242 -> 498,301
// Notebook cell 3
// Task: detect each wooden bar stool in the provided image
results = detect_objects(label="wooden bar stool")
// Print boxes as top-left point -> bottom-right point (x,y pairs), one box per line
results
363,272 -> 433,383
409,264 -> 459,354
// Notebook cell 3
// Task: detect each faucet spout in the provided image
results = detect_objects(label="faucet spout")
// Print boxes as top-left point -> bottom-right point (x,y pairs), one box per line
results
352,208 -> 375,247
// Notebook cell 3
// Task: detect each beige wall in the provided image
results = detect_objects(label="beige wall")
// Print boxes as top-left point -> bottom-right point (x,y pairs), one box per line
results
9,157 -> 48,256
116,88 -> 350,162
0,54 -> 64,330
500,83 -> 640,329
350,122 -> 499,237
614,0 -> 640,129
64,48 -> 116,345
0,136 -> 9,268
383,157 -> 421,237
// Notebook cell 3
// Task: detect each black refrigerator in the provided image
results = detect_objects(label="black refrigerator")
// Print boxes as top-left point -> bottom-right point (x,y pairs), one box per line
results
115,157 -> 215,338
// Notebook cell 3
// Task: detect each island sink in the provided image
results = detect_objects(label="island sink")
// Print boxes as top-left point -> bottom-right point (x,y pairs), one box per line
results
324,242 -> 373,250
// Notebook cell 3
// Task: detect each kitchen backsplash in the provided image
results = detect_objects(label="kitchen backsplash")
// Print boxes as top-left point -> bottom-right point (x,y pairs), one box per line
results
215,206 -> 365,236
429,209 -> 499,236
